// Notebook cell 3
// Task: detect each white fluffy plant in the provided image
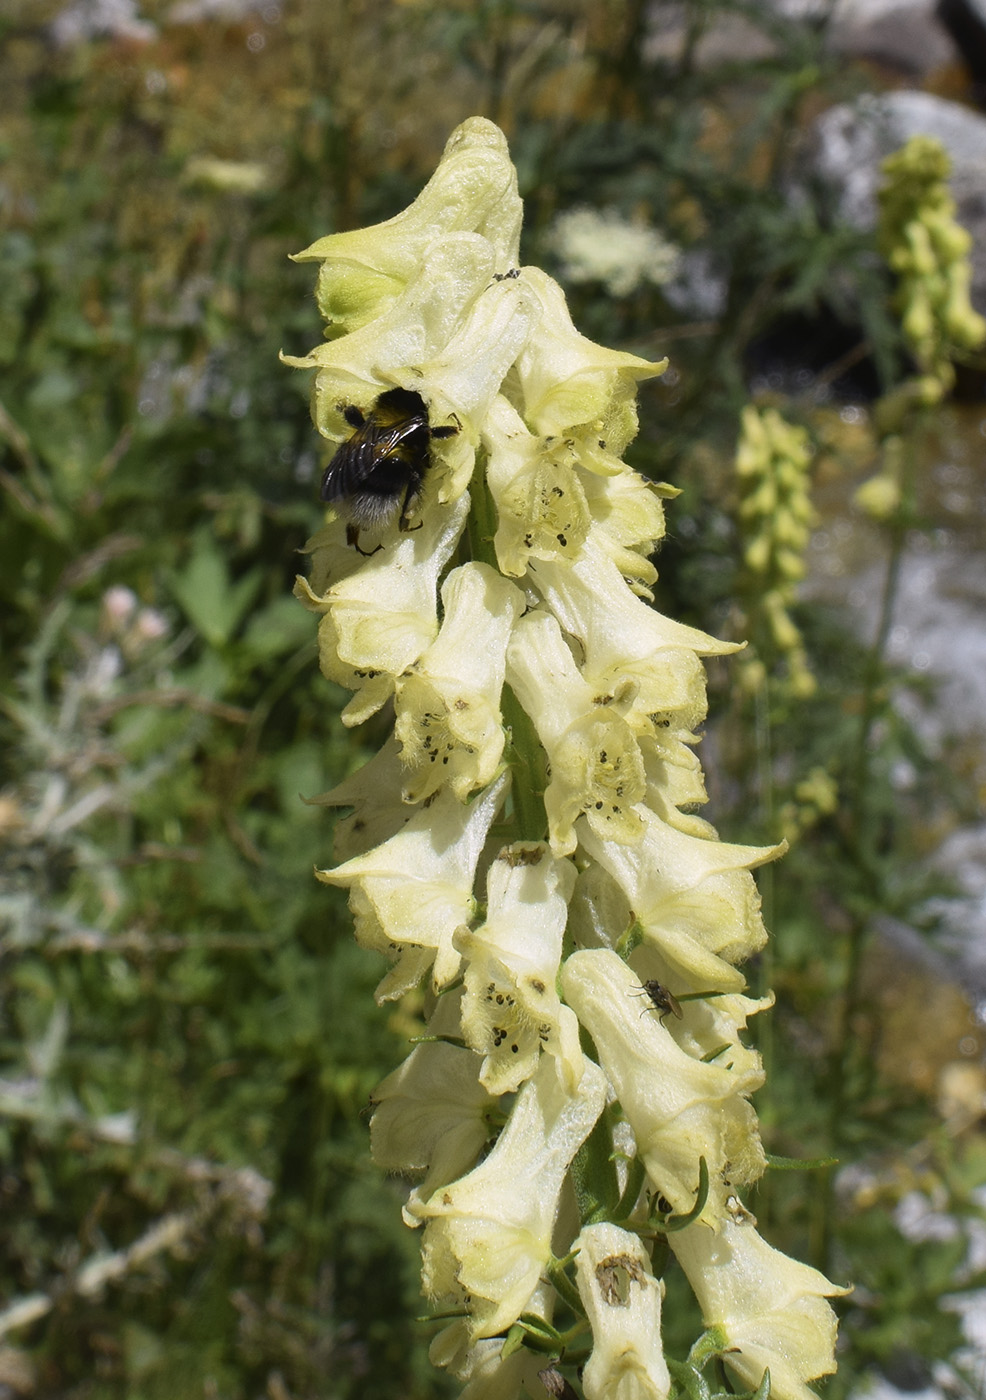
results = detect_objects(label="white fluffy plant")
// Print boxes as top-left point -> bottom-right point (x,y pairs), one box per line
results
289,118 -> 848,1400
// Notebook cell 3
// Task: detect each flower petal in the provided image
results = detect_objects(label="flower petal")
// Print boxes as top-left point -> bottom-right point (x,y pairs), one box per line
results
575,1221 -> 671,1400
319,774 -> 508,992
669,1217 -> 850,1400
411,1055 -> 607,1338
394,563 -> 524,803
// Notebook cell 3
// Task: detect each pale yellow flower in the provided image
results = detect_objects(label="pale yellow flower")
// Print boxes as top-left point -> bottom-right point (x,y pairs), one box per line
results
394,563 -> 524,804
283,233 -> 497,440
457,842 -> 582,1094
515,267 -> 667,451
670,1217 -> 850,1400
296,495 -> 469,726
306,735 -> 411,863
483,393 -> 591,575
575,1222 -> 671,1400
410,1056 -> 607,1338
371,1007 -> 497,1198
577,809 -> 783,992
529,537 -> 732,735
506,610 -> 646,856
562,950 -> 763,1219
292,116 -> 523,334
318,774 -> 508,995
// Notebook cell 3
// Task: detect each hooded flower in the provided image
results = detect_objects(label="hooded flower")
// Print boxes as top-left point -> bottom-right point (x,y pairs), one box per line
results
506,610 -> 646,856
483,394 -> 592,575
528,538 -> 729,737
318,774 -> 508,996
410,1055 -> 607,1339
575,1222 -> 672,1400
296,494 -> 469,725
370,1036 -> 497,1201
292,117 -> 523,336
307,735 -> 412,862
562,950 -> 764,1219
514,267 -> 667,450
394,562 -> 524,804
669,1217 -> 850,1400
457,841 -> 582,1094
578,809 -> 783,992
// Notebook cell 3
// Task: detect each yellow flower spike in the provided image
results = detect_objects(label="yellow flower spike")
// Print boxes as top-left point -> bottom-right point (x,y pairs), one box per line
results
575,1222 -> 672,1400
733,404 -> 815,697
878,135 -> 986,378
669,1217 -> 850,1400
457,842 -> 583,1094
410,1055 -> 607,1339
292,116 -> 522,335
394,562 -> 524,804
290,115 -> 842,1398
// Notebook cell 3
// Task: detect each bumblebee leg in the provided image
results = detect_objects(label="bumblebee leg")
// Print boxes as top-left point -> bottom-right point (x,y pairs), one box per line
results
347,523 -> 382,557
398,480 -> 425,534
430,414 -> 461,439
342,404 -> 366,429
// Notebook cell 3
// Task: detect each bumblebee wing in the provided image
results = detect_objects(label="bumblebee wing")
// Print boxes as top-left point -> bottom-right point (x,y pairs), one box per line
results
319,416 -> 427,504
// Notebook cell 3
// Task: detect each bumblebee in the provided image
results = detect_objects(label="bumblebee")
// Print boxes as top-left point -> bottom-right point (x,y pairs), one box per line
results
319,387 -> 458,553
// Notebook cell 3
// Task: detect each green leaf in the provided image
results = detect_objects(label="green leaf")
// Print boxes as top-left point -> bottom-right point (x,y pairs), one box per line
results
166,529 -> 263,646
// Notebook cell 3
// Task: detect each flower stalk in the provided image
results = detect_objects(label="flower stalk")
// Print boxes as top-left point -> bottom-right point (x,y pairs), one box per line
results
291,117 -> 847,1399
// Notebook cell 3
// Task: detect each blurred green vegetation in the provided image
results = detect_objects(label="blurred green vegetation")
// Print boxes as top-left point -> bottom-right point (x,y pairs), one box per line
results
2,1 -> 985,1397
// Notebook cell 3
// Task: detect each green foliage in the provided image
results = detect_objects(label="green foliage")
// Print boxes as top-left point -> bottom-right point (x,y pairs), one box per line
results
1,2 -> 982,1397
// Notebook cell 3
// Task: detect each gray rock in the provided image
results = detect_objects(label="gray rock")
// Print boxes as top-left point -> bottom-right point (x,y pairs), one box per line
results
809,91 -> 986,308
49,0 -> 156,45
643,0 -> 955,75
829,0 -> 957,74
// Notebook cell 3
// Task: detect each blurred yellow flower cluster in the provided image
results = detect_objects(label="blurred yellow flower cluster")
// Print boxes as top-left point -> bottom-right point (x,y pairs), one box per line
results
878,135 -> 986,396
735,404 -> 816,700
